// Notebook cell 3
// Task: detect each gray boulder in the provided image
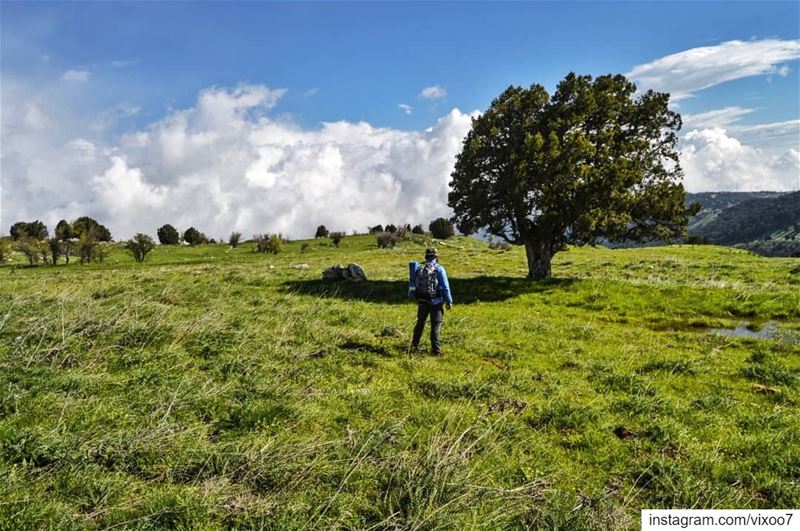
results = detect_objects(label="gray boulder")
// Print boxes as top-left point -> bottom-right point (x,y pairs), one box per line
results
322,263 -> 367,282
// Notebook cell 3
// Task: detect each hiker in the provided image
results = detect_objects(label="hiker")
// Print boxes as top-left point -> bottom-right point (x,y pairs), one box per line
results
410,247 -> 453,355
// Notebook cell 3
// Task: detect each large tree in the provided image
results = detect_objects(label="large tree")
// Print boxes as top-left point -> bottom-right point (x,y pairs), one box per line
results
449,73 -> 699,279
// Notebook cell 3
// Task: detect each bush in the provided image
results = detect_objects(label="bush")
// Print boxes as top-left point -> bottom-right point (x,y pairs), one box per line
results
16,237 -> 46,265
315,225 -> 329,238
330,232 -> 345,247
385,224 -> 397,234
229,231 -> 242,248
183,227 -> 207,246
369,225 -> 384,234
126,234 -> 156,263
376,232 -> 399,249
429,218 -> 455,239
412,224 -> 425,234
686,235 -> 713,245
157,224 -> 180,245
254,233 -> 284,254
0,239 -> 12,263
301,243 -> 310,254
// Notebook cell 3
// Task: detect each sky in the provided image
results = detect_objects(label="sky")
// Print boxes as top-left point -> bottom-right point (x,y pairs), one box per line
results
2,1 -> 799,239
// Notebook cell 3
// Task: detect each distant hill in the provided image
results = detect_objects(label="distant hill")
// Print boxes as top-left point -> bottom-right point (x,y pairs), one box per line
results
687,191 -> 800,257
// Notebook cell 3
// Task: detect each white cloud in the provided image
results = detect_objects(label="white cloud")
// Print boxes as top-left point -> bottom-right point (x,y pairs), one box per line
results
110,60 -> 135,68
681,106 -> 755,129
419,85 -> 447,100
304,87 -> 320,97
1,83 -> 475,239
681,128 -> 799,192
628,39 -> 800,100
398,103 -> 413,115
61,69 -> 91,83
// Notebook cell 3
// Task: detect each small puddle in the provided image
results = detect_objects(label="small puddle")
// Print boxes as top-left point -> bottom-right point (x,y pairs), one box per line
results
710,321 -> 797,341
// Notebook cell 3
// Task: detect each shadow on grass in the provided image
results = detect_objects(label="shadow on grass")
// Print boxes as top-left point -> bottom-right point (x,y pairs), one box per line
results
281,276 -> 577,305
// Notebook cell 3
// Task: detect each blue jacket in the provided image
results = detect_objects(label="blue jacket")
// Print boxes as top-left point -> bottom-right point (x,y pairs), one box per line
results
410,259 -> 453,305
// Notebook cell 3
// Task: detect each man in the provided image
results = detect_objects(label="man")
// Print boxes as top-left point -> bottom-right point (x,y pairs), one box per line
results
410,248 -> 453,355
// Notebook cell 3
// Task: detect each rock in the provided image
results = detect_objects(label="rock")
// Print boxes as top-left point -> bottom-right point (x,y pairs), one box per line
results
322,264 -> 346,281
613,426 -> 636,439
292,263 -> 310,270
343,263 -> 367,282
322,263 -> 367,282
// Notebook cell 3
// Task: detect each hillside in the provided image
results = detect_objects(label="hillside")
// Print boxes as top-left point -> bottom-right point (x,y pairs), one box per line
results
687,191 -> 800,257
1,237 -> 798,529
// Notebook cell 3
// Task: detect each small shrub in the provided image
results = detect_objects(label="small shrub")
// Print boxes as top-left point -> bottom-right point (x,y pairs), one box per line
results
412,224 -> 424,234
229,231 -> 242,248
0,239 -> 12,263
300,243 -> 310,254
385,224 -> 397,233
330,232 -> 345,247
254,233 -> 284,254
429,217 -> 455,239
126,233 -> 156,263
369,225 -> 384,234
376,232 -> 399,249
315,225 -> 329,238
77,231 -> 98,264
16,237 -> 46,265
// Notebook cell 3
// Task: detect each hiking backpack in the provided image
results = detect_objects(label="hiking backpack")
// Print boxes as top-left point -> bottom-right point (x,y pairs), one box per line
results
414,263 -> 440,302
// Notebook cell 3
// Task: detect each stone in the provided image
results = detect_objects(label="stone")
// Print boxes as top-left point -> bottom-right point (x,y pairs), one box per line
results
343,263 -> 367,282
292,263 -> 310,270
322,263 -> 367,282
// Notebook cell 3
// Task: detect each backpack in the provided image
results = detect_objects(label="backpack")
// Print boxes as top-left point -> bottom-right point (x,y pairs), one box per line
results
414,262 -> 439,302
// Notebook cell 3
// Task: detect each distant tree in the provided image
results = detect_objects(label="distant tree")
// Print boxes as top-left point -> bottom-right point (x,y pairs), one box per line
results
183,227 -> 205,246
329,232 -> 345,247
78,230 -> 98,264
96,243 -> 111,264
429,218 -> 455,239
376,232 -> 399,248
126,233 -> 156,263
412,224 -> 425,234
10,220 -> 48,240
449,73 -> 698,278
229,231 -> 242,248
157,224 -> 180,245
315,225 -> 329,238
385,224 -> 397,233
72,217 -> 112,241
55,220 -> 75,264
0,239 -> 12,263
47,237 -> 65,265
16,236 -> 46,265
368,225 -> 384,234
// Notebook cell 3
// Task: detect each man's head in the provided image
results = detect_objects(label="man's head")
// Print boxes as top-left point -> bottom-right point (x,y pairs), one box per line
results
425,247 -> 438,261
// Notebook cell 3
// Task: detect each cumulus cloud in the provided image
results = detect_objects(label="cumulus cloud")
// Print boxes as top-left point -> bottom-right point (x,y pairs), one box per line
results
61,69 -> 91,83
2,83 -> 475,239
628,39 -> 800,100
398,103 -> 413,115
681,128 -> 799,192
419,85 -> 447,100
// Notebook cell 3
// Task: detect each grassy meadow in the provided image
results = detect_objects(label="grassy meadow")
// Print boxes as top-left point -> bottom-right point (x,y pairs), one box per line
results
1,235 -> 798,529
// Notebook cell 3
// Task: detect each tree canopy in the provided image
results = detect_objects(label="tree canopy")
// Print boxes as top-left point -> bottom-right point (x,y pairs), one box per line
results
449,72 -> 699,279
157,224 -> 181,245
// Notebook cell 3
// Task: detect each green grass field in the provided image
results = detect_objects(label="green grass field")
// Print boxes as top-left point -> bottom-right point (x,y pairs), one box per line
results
1,236 -> 798,529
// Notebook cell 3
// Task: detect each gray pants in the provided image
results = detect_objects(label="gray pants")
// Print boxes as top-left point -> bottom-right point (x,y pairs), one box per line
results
412,302 -> 444,354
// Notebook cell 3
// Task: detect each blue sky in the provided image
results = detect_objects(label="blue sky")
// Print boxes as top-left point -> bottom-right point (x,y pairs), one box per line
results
1,2 -> 799,238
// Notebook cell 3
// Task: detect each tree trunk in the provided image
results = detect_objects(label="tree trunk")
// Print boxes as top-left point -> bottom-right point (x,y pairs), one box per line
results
524,237 -> 552,279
